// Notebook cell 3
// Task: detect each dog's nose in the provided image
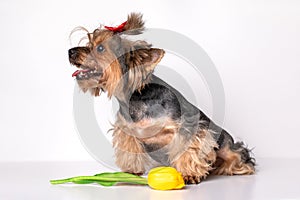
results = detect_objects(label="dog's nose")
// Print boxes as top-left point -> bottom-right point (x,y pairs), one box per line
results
68,48 -> 78,60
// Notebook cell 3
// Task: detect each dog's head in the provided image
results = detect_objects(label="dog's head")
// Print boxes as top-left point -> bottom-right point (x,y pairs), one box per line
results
68,13 -> 165,98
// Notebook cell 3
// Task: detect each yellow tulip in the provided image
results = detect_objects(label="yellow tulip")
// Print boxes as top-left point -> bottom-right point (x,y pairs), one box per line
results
147,167 -> 185,190
51,167 -> 185,191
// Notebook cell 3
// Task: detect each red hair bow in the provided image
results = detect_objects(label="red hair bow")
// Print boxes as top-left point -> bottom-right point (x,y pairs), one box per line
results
104,21 -> 127,32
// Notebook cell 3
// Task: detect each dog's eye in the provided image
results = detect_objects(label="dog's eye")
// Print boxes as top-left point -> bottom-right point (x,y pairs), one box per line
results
96,45 -> 105,53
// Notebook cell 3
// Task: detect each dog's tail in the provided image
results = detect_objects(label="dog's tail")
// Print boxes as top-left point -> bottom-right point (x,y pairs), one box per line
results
213,129 -> 255,175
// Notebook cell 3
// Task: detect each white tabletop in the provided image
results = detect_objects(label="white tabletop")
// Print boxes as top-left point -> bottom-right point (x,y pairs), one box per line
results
1,158 -> 299,200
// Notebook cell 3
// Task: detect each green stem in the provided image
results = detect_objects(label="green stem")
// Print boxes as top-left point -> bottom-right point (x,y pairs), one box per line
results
50,178 -> 73,185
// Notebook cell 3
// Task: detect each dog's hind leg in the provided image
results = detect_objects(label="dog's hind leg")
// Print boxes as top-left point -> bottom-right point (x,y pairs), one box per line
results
170,129 -> 218,184
213,130 -> 255,175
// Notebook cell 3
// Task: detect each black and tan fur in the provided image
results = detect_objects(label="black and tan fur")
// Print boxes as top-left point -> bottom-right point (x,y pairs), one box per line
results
68,13 -> 255,184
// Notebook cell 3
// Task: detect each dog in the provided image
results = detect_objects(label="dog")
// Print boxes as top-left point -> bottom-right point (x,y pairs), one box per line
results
68,13 -> 255,184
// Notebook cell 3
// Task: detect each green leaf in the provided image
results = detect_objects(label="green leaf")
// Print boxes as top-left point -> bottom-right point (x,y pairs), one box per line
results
94,172 -> 139,178
95,181 -> 117,187
50,172 -> 148,186
94,172 -> 148,185
72,180 -> 95,184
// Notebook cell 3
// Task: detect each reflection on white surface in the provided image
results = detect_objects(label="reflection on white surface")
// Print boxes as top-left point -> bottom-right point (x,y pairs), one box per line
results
149,189 -> 186,200
187,176 -> 256,200
1,158 -> 300,200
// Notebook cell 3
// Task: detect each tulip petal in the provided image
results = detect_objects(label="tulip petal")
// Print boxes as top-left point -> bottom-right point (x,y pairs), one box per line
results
147,167 -> 185,190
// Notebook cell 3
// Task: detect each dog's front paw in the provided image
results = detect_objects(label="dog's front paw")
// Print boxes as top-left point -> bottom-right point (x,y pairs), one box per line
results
183,175 -> 201,184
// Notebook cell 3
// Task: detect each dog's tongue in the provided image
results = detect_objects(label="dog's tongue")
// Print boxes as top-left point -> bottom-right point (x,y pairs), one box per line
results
72,69 -> 89,77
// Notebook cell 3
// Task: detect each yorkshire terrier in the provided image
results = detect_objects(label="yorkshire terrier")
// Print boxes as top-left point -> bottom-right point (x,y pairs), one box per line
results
68,13 -> 255,184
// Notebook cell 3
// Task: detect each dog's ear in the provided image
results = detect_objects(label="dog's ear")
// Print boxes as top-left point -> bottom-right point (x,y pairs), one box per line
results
128,47 -> 165,74
123,13 -> 145,35
123,47 -> 164,93
139,48 -> 165,72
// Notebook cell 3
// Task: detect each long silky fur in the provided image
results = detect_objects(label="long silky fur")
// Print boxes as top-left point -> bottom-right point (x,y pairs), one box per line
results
113,38 -> 163,97
123,13 -> 145,35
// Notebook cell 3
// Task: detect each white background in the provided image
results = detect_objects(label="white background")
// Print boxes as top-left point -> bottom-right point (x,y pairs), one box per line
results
0,0 -> 300,162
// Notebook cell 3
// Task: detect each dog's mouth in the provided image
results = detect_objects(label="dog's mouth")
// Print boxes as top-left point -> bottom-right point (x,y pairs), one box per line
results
69,47 -> 103,80
72,68 -> 103,80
